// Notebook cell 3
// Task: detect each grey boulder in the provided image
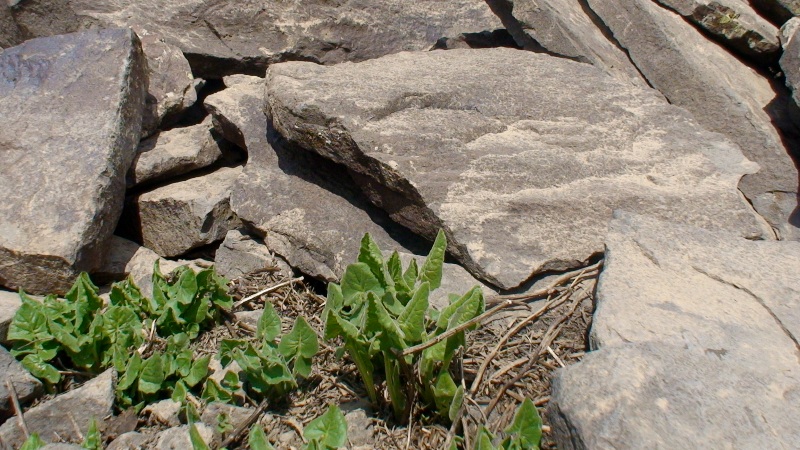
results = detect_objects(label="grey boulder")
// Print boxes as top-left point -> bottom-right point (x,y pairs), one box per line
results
0,369 -> 115,448
586,0 -> 800,240
140,35 -> 197,136
654,0 -> 780,61
215,229 -> 293,281
0,290 -> 21,342
484,0 -> 646,86
265,48 -> 766,289
204,76 -> 417,282
547,213 -> 800,449
0,28 -> 147,295
15,0 -> 502,78
0,346 -> 43,419
136,166 -> 242,258
128,117 -> 224,188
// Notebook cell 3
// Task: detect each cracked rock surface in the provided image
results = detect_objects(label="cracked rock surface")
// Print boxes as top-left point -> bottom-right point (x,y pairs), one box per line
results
548,212 -> 800,449
266,48 -> 767,289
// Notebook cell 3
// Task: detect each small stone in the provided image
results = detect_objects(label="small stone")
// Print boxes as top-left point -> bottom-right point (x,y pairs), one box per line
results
201,402 -> 255,431
143,399 -> 182,427
107,432 -> 152,450
0,289 -> 21,342
0,346 -> 43,419
215,229 -> 293,280
137,166 -> 242,257
153,424 -> 214,450
0,369 -> 115,448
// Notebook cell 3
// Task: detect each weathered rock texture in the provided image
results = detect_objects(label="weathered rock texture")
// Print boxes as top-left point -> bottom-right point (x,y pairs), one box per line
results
205,76 -> 417,282
586,0 -> 800,240
266,48 -> 767,289
3,0 -> 502,78
140,35 -> 196,136
654,0 -> 780,61
129,117 -> 223,187
0,369 -> 115,448
215,229 -> 293,281
0,290 -> 22,342
547,213 -> 800,449
483,0 -> 646,86
0,29 -> 147,295
136,167 -> 242,257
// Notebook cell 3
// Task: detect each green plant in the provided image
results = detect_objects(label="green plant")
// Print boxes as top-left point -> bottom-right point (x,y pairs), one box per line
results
323,231 -> 484,422
302,404 -> 348,450
204,301 -> 319,402
8,262 -> 232,408
471,398 -> 543,450
19,434 -> 46,450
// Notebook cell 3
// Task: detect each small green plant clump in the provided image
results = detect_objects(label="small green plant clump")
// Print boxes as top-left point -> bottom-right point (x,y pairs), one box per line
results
470,398 -> 543,450
323,231 -> 485,423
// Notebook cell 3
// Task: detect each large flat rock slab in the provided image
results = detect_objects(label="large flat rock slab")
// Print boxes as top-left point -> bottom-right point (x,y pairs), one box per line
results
548,213 -> 800,449
0,29 -> 147,295
265,48 -> 767,289
484,0 -> 646,86
205,76 -> 418,281
586,0 -> 800,240
4,0 -> 502,78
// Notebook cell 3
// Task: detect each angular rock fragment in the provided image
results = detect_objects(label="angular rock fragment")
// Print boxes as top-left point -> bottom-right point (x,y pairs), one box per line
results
586,0 -> 800,239
0,369 -> 115,448
0,290 -> 21,342
140,35 -> 197,136
654,0 -> 780,61
215,229 -> 293,280
0,347 -> 43,419
129,117 -> 224,187
0,29 -> 147,295
266,48 -> 766,289
153,424 -> 214,450
6,0 -> 502,78
136,167 -> 242,257
205,76 -> 417,282
484,0 -> 646,86
548,213 -> 800,449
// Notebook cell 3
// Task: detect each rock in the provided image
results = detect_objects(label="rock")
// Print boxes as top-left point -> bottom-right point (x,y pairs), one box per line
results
483,0 -> 646,86
0,369 -> 115,448
136,166 -> 242,258
0,346 -> 43,419
0,29 -> 147,295
781,23 -> 800,108
344,408 -> 373,447
59,0 -> 502,78
201,402 -> 254,431
548,342 -> 800,449
265,48 -> 766,289
750,0 -> 800,25
654,0 -> 780,62
153,423 -> 214,450
107,432 -> 152,450
547,213 -> 800,449
140,35 -> 196,137
205,76 -> 418,282
215,229 -> 293,280
586,0 -> 800,240
390,252 -> 496,310
97,236 -> 208,297
128,117 -> 224,188
780,16 -> 800,45
143,400 -> 181,427
41,445 -> 85,450
592,212 -> 800,361
0,290 -> 21,342
0,0 -> 82,48
233,311 -> 262,330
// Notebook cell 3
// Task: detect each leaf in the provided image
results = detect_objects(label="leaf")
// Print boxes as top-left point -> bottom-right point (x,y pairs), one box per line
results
19,433 -> 46,450
173,266 -> 199,305
117,352 -> 143,391
418,230 -> 446,291
257,302 -> 282,343
474,426 -> 498,450
397,282 -> 429,342
449,384 -> 464,423
504,398 -> 542,448
402,258 -> 418,289
432,370 -> 458,417
138,353 -> 166,394
364,293 -> 405,350
184,355 -> 211,388
279,316 -> 319,361
341,263 -> 384,304
201,378 -> 233,404
21,354 -> 60,384
383,357 -> 405,420
357,233 -> 388,284
189,423 -> 211,450
249,424 -> 276,450
437,286 -> 482,331
303,404 -> 348,449
172,380 -> 188,403
82,418 -> 102,450
325,283 -> 345,313
387,251 -> 409,294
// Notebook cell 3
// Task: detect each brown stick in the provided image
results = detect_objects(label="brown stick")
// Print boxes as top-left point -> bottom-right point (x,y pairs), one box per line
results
484,261 -> 602,305
233,277 -> 304,308
6,380 -> 29,439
